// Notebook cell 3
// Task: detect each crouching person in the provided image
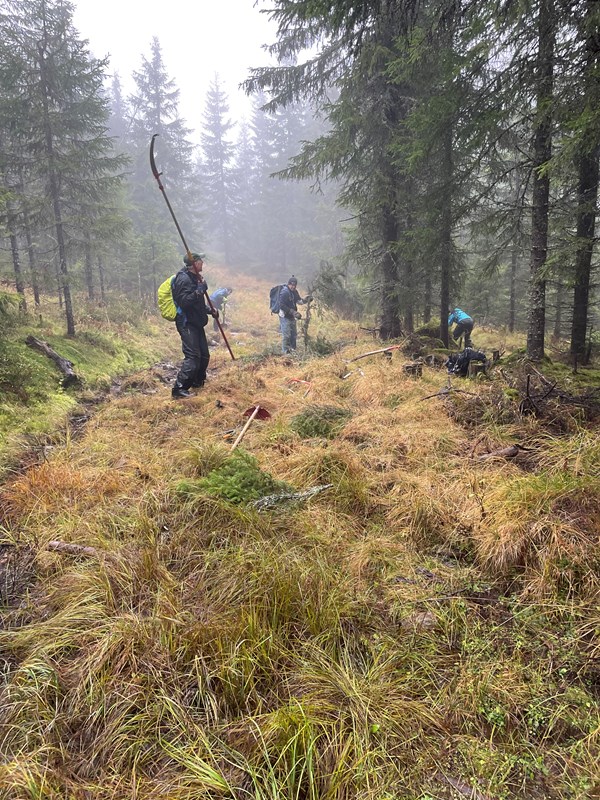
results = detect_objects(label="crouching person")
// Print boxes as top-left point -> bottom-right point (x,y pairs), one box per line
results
448,307 -> 474,348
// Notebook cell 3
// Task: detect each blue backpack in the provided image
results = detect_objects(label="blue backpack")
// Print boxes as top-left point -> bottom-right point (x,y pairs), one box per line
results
269,285 -> 284,314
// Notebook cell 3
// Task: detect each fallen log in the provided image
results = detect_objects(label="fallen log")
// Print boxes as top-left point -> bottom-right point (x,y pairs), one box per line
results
25,335 -> 81,387
251,483 -> 333,511
47,540 -> 99,557
347,342 -> 406,362
419,386 -> 477,401
477,444 -> 533,461
435,773 -> 494,800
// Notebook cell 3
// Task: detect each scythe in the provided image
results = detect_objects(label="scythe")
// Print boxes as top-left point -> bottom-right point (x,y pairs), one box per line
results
149,133 -> 235,360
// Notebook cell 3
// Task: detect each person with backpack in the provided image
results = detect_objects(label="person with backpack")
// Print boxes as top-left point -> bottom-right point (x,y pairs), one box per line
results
170,252 -> 218,399
209,287 -> 233,332
275,276 -> 313,354
448,307 -> 474,347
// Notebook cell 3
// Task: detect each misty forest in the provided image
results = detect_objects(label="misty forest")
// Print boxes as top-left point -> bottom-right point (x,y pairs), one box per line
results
1,0 -> 599,799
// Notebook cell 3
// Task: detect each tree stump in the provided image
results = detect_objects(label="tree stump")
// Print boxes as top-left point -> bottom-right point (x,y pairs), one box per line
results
468,362 -> 486,379
402,362 -> 423,377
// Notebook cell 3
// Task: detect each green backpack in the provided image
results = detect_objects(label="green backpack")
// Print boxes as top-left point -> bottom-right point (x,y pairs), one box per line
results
157,275 -> 178,321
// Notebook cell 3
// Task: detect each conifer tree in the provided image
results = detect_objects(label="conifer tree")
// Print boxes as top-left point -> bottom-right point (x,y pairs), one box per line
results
526,0 -> 556,361
199,74 -> 236,265
128,37 -> 196,267
569,0 -> 600,363
0,0 -> 126,334
230,119 -> 258,267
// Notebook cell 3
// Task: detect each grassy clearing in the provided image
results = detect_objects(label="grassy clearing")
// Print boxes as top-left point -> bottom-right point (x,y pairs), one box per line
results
0,295 -> 182,476
0,269 -> 599,799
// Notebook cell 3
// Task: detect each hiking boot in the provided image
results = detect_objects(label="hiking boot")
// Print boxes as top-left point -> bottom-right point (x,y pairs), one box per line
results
172,383 -> 193,399
190,380 -> 205,388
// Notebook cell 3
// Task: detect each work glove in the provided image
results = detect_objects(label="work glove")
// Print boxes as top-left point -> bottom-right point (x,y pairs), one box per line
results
209,308 -> 219,319
294,311 -> 302,320
304,295 -> 313,303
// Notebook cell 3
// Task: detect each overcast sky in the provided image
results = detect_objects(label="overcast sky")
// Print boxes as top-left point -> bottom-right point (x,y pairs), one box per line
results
72,0 -> 277,141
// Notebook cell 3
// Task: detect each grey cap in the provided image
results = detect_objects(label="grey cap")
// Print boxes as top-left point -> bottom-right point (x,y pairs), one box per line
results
183,252 -> 206,265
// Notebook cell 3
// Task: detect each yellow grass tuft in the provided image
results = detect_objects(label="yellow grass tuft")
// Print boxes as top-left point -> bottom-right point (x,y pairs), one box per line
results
1,267 -> 598,799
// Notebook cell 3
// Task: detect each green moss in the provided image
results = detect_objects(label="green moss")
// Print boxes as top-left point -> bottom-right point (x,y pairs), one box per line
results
415,321 -> 441,338
290,404 -> 352,439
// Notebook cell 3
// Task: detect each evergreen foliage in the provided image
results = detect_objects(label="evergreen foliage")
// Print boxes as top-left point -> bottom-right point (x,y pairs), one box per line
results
177,449 -> 293,504
199,74 -> 237,265
290,404 -> 351,438
0,0 -> 128,335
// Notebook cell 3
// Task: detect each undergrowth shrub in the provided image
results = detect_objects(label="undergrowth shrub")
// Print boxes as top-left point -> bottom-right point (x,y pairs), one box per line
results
0,339 -> 35,401
306,333 -> 338,356
311,261 -> 365,319
176,449 -> 292,504
290,404 -> 351,439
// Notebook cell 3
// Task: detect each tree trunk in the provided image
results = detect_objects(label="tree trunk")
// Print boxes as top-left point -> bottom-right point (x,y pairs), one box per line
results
98,255 -> 106,304
526,0 -> 555,361
23,215 -> 41,308
509,244 -> 518,333
38,42 -> 75,336
508,167 -> 524,334
424,273 -> 432,323
379,206 -> 402,340
439,122 -> 453,348
403,256 -> 414,334
553,281 -> 563,339
7,207 -> 27,313
403,206 -> 415,334
151,239 -> 157,302
17,174 -> 41,307
570,1 -> 600,364
84,238 -> 94,301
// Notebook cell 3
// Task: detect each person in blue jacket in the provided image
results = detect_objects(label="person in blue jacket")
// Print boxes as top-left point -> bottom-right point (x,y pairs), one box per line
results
448,307 -> 474,347
209,287 -> 233,331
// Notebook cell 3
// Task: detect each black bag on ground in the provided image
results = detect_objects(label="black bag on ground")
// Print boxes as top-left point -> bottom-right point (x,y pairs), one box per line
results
446,347 -> 487,377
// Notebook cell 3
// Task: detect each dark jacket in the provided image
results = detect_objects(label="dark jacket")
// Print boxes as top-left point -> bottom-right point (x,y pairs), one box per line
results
172,268 -> 209,328
279,285 -> 302,319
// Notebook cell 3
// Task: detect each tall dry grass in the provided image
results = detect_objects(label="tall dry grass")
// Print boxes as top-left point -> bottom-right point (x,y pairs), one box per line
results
1,268 -> 598,799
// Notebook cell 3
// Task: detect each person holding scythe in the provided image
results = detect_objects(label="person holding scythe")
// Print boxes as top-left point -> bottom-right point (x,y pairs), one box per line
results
148,133 -> 235,390
171,252 -> 218,398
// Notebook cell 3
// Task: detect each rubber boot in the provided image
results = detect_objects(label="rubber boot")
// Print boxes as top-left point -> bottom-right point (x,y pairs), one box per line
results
172,382 -> 192,399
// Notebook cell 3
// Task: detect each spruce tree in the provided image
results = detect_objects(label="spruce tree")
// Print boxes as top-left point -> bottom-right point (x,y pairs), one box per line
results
128,37 -> 196,266
199,74 -> 236,265
0,0 -> 126,334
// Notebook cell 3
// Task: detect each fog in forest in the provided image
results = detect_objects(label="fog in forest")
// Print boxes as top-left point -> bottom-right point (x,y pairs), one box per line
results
1,0 -> 599,361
